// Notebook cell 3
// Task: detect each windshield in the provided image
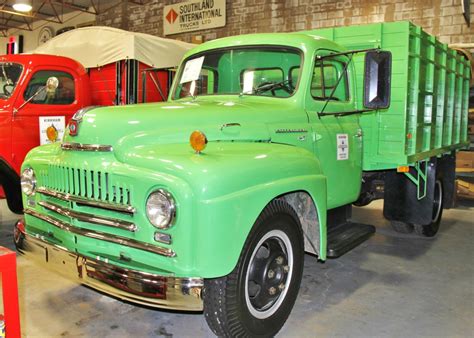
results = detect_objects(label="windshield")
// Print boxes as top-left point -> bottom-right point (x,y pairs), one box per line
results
172,47 -> 302,100
0,63 -> 22,99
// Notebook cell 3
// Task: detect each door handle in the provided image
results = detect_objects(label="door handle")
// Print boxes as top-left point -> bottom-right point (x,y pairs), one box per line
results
220,122 -> 241,131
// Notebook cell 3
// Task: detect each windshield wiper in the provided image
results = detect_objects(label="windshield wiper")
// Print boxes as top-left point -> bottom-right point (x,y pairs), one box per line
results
254,80 -> 291,94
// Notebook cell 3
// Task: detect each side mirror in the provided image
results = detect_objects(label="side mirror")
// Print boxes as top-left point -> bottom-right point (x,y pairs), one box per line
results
363,51 -> 391,109
46,76 -> 59,93
13,76 -> 60,117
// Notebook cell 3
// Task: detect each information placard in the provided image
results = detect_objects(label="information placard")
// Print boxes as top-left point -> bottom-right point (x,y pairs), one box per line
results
39,116 -> 65,145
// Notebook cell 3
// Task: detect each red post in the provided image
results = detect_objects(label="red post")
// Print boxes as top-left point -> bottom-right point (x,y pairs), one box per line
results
0,247 -> 21,338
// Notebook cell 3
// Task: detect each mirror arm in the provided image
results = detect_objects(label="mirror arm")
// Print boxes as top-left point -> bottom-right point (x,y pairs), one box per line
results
318,53 -> 353,118
318,47 -> 380,60
13,86 -> 46,116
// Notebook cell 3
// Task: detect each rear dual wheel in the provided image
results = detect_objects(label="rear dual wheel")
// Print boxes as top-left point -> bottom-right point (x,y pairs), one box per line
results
203,200 -> 304,337
414,179 -> 443,237
390,179 -> 443,237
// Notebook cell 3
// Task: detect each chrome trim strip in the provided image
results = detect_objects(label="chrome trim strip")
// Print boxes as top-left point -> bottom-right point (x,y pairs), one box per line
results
24,209 -> 176,258
38,200 -> 137,232
37,187 -> 136,215
61,142 -> 113,152
20,233 -> 202,311
275,128 -> 308,134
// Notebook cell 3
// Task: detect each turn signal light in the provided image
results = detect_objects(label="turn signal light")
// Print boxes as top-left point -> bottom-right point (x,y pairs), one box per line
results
397,166 -> 410,173
190,130 -> 207,153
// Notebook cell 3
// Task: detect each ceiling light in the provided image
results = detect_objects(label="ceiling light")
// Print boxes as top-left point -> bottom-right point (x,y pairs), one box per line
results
13,0 -> 32,12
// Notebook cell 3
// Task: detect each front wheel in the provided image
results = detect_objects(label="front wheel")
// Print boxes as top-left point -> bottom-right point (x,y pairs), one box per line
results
414,179 -> 443,237
203,200 -> 304,337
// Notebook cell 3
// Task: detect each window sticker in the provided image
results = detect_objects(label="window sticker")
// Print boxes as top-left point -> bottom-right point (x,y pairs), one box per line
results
180,56 -> 205,84
242,71 -> 254,94
39,116 -> 65,145
337,133 -> 349,160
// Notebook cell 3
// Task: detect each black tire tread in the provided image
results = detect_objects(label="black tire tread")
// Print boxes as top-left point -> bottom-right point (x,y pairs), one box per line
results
390,220 -> 413,234
413,179 -> 443,238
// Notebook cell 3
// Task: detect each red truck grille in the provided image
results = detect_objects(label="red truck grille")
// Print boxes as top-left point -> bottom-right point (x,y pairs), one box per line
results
39,165 -> 131,206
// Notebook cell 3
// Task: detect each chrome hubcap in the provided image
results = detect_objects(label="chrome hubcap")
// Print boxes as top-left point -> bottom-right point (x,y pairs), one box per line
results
245,230 -> 293,319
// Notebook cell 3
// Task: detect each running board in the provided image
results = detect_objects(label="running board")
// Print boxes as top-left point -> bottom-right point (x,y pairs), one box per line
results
327,222 -> 375,258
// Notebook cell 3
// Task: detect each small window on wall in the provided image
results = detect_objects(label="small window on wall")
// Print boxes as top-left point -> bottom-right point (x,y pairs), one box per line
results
23,70 -> 75,105
311,59 -> 349,101
177,68 -> 217,98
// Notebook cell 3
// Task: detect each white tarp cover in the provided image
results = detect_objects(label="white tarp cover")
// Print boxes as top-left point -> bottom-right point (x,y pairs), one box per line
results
34,26 -> 195,69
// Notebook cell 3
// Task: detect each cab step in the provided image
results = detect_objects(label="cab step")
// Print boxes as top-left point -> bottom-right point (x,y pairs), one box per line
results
327,222 -> 375,258
326,204 -> 375,258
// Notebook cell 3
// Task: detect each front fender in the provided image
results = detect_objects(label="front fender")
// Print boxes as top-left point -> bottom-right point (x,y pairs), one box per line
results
117,141 -> 327,278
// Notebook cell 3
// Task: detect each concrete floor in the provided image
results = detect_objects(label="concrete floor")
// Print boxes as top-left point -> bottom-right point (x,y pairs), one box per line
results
1,199 -> 473,337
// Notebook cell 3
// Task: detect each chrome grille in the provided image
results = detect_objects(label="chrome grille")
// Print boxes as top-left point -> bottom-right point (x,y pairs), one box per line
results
39,165 -> 131,206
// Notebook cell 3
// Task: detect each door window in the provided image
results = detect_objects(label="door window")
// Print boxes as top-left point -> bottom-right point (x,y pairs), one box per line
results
311,59 -> 349,102
24,70 -> 75,105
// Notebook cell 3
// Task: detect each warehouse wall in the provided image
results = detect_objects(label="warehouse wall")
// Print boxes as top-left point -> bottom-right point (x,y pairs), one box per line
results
97,0 -> 474,44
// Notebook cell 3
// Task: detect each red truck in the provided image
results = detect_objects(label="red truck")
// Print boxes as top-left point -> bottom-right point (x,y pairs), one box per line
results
0,27 -> 193,213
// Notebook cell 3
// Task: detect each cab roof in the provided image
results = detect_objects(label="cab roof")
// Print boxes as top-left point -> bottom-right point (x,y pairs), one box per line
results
0,53 -> 87,75
183,32 -> 346,59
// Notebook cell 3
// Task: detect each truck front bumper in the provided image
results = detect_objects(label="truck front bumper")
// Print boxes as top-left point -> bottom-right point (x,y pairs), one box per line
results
15,221 -> 203,311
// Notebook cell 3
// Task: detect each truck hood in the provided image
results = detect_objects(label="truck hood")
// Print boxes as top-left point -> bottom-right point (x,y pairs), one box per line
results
63,96 -> 304,152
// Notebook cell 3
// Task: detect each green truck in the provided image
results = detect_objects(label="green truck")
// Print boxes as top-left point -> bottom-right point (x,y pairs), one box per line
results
14,21 -> 470,336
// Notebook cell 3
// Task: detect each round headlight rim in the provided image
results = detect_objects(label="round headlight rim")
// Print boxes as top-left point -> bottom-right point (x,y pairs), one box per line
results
20,167 -> 36,196
146,189 -> 176,229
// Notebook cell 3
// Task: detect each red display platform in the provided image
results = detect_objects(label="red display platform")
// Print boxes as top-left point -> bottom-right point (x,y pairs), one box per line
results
0,247 -> 20,338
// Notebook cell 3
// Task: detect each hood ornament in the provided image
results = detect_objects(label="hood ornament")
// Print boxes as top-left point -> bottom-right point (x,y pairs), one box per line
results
68,106 -> 99,137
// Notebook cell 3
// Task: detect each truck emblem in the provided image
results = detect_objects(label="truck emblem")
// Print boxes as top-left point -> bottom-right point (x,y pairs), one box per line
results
69,120 -> 79,136
69,106 -> 98,137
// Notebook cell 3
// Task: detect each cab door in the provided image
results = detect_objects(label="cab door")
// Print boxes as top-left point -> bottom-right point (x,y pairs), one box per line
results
11,68 -> 80,171
305,51 -> 362,209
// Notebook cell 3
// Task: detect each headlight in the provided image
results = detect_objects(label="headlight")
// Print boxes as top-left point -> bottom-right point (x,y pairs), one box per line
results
21,168 -> 36,196
146,189 -> 176,229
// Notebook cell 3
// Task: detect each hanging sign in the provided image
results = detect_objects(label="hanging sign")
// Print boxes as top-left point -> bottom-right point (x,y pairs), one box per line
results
163,0 -> 226,35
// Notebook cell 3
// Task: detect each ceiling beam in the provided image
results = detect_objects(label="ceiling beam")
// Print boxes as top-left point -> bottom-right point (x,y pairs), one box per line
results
0,8 -> 62,24
46,0 -> 63,23
0,24 -> 32,31
0,16 -> 30,25
50,1 -> 97,15
89,0 -> 98,14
